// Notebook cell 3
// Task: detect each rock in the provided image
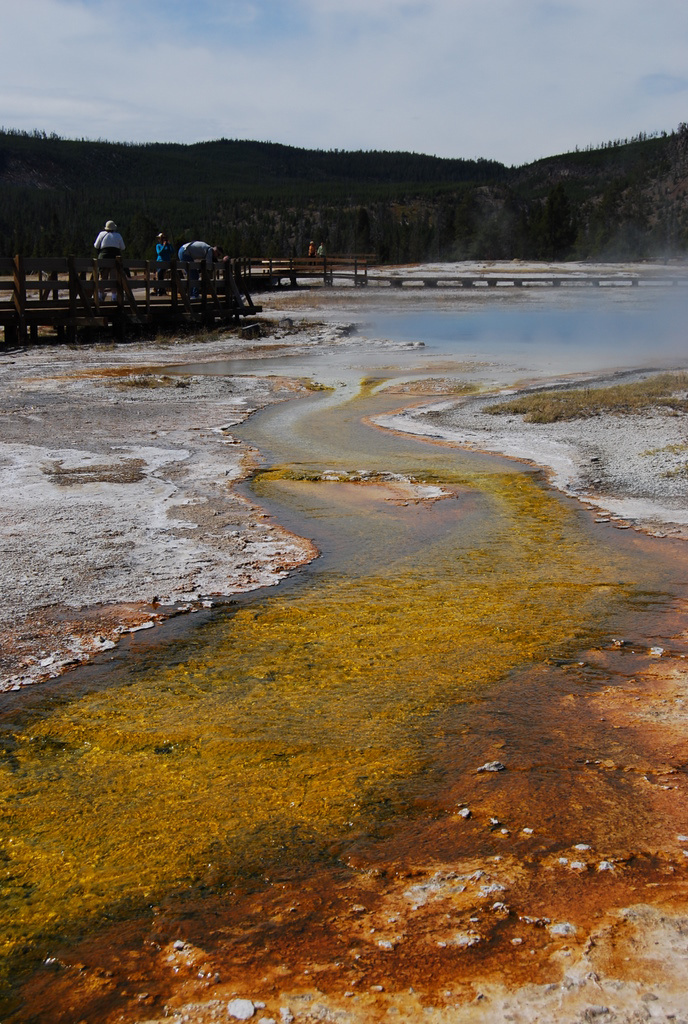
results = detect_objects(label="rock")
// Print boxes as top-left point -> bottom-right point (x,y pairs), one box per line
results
549,922 -> 577,937
476,761 -> 505,773
173,939 -> 185,950
597,861 -> 614,871
458,807 -> 471,818
279,1009 -> 294,1024
227,999 -> 255,1020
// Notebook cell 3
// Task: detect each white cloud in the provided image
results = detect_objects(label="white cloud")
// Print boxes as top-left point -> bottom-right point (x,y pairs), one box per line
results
1,0 -> 686,162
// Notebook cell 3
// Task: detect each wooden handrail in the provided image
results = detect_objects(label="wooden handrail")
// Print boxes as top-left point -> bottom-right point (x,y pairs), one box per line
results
0,254 -> 261,345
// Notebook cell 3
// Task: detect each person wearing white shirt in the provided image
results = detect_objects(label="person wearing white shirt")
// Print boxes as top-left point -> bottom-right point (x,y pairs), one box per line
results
93,220 -> 125,259
93,220 -> 125,301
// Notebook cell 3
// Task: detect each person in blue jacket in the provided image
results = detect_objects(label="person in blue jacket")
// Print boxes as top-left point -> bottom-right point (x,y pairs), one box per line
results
155,232 -> 174,294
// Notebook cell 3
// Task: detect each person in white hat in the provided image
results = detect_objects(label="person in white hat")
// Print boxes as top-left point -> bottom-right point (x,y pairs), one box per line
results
93,220 -> 125,301
93,220 -> 125,259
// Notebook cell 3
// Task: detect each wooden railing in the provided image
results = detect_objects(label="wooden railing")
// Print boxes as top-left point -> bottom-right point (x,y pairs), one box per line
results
0,255 -> 261,345
238,254 -> 376,289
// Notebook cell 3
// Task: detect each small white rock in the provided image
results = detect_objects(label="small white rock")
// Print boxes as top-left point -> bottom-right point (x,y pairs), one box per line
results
458,807 -> 471,819
574,844 -> 591,851
549,922 -> 576,937
597,861 -> 614,871
227,999 -> 255,1020
477,761 -> 505,773
522,827 -> 534,835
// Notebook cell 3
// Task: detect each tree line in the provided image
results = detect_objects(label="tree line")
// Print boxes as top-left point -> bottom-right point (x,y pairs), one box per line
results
0,126 -> 686,263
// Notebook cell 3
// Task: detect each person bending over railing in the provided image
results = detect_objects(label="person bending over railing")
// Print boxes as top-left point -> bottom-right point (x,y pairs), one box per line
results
177,241 -> 227,299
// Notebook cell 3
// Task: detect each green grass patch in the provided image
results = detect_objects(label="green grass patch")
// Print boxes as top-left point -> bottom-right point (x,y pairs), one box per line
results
485,373 -> 688,423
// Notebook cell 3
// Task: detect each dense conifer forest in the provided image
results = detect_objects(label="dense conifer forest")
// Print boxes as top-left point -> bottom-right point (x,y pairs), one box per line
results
0,125 -> 686,262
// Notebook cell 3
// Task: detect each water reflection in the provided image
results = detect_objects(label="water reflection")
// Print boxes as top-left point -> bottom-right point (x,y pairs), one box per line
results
365,291 -> 687,373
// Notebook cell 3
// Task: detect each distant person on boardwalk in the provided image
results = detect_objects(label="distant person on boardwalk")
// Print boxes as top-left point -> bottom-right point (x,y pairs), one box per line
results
93,219 -> 125,301
178,240 -> 226,299
308,240 -> 316,258
155,232 -> 174,295
316,242 -> 326,257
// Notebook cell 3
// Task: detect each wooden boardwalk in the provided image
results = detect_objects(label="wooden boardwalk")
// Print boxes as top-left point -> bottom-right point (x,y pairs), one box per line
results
240,255 -> 374,289
239,258 -> 687,291
363,271 -> 688,288
2,255 -> 685,346
0,255 -> 261,345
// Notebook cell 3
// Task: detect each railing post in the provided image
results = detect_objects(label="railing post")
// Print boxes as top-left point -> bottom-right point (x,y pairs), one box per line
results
67,255 -> 79,342
67,254 -> 77,319
171,259 -> 179,314
114,256 -> 124,312
201,261 -> 208,316
13,254 -> 27,342
144,260 -> 151,316
92,259 -> 100,313
223,259 -> 230,311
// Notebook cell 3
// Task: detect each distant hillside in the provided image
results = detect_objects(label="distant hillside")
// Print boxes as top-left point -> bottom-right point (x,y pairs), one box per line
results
0,126 -> 686,262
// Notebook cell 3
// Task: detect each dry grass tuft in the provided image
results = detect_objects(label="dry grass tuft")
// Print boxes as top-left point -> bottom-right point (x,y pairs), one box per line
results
485,373 -> 688,423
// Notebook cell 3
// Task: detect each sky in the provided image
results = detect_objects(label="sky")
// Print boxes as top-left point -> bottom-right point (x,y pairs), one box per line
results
1,0 -> 687,167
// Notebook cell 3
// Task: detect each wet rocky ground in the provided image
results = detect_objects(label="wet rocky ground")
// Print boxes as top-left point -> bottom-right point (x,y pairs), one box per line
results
0,322 -> 335,689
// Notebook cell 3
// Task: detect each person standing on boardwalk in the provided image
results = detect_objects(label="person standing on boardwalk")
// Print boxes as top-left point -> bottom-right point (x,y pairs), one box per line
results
177,241 -> 226,299
308,240 -> 316,258
155,232 -> 174,295
93,220 -> 125,300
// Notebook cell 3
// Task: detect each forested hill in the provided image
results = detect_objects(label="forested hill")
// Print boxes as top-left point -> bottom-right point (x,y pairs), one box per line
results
0,134 -> 505,190
0,126 -> 686,262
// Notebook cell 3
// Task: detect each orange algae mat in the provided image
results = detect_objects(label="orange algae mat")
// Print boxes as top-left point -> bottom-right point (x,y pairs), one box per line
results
2,397 -> 688,1020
